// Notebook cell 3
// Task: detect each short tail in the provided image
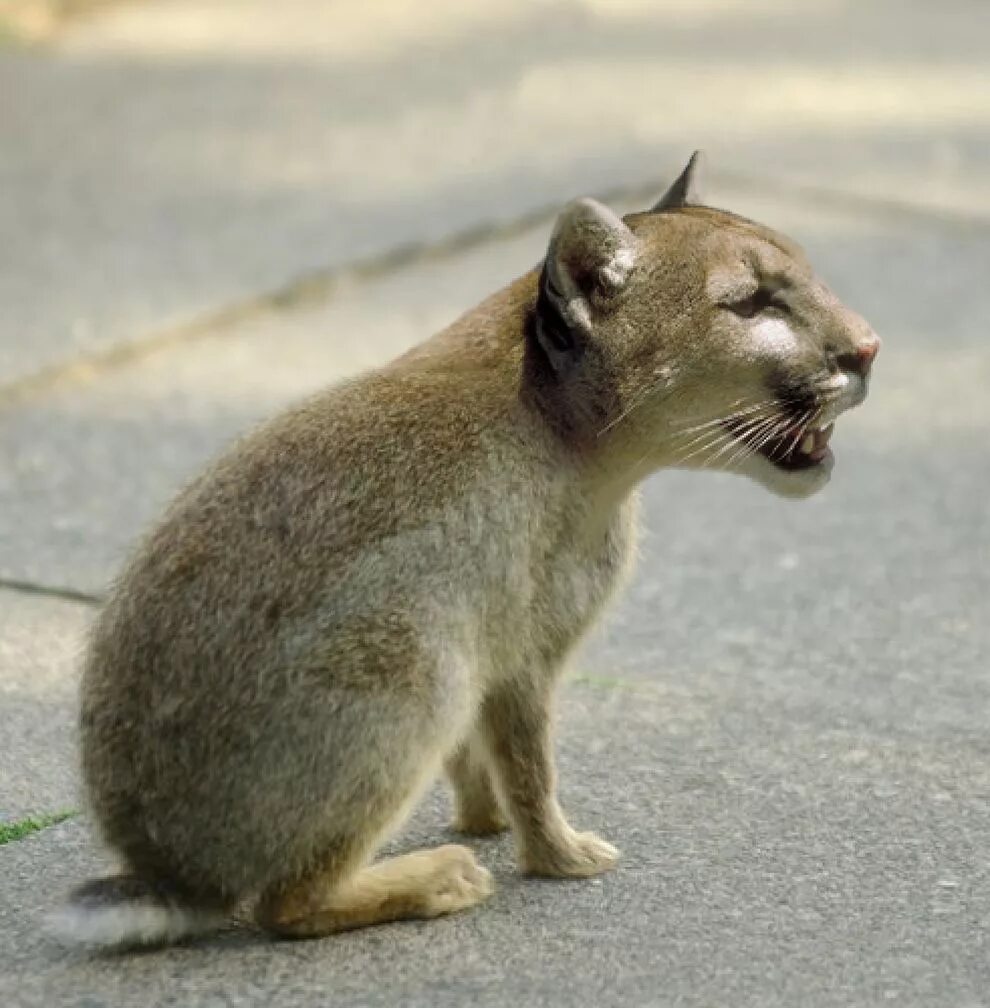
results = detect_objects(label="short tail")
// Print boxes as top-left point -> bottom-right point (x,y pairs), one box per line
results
49,875 -> 221,950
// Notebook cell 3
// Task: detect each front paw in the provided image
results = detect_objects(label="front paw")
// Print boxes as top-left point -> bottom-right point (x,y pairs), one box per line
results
416,845 -> 495,918
521,830 -> 619,878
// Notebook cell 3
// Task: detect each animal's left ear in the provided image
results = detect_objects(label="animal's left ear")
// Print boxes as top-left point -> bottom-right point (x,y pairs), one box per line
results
651,150 -> 705,211
535,198 -> 637,370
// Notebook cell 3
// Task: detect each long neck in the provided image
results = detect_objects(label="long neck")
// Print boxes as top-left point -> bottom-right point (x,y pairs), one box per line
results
396,267 -> 642,533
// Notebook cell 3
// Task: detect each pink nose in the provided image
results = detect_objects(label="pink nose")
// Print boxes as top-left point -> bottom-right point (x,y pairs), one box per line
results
854,335 -> 880,376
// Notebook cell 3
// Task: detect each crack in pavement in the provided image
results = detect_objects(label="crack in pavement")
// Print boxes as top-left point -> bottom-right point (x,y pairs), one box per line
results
0,578 -> 103,607
2,169 -> 986,413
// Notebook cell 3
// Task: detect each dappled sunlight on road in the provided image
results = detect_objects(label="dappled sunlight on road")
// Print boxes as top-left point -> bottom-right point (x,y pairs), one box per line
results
4,0 -> 988,390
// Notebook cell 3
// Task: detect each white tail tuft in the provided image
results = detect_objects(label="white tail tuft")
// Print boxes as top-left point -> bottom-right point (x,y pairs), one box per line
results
49,902 -> 212,950
48,875 -> 220,950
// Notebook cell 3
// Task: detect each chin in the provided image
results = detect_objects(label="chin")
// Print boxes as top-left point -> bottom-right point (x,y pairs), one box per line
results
746,453 -> 834,499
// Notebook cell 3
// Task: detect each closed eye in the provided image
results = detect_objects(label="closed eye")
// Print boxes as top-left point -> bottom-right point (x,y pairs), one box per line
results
726,288 -> 788,319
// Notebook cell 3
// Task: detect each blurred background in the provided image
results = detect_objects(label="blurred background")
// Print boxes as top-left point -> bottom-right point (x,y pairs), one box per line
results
2,0 -> 989,389
2,2 -> 989,1005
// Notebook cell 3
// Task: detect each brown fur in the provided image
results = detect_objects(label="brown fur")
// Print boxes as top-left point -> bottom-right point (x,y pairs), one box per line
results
63,156 -> 877,946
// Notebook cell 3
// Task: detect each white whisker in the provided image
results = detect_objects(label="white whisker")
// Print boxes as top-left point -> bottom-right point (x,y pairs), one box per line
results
724,410 -> 792,466
597,377 -> 665,438
721,412 -> 785,467
668,403 -> 778,456
775,409 -> 813,461
670,422 -> 742,459
670,397 -> 779,437
670,428 -> 737,466
752,415 -> 793,455
672,408 -> 771,454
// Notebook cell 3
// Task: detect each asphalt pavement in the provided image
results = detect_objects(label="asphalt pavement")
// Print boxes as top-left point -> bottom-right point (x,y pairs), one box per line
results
1,2 -> 988,1005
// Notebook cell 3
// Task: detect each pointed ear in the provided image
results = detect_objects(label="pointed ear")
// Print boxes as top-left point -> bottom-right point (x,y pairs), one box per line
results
651,150 -> 705,212
535,198 -> 637,371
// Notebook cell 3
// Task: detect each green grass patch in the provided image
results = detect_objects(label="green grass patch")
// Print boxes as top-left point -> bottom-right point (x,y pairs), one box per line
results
0,810 -> 75,845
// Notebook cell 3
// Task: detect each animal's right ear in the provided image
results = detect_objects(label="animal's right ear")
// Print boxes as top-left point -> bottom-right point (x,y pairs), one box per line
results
535,198 -> 637,372
651,150 -> 705,211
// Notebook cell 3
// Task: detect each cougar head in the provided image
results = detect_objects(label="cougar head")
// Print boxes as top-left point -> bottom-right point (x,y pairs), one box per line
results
531,152 -> 879,499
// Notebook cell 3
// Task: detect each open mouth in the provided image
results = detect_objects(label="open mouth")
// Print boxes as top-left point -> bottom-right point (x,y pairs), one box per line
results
724,415 -> 835,472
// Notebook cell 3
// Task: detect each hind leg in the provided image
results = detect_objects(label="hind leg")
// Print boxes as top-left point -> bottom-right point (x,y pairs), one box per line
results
257,844 -> 493,937
445,738 -> 508,836
253,628 -> 493,936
